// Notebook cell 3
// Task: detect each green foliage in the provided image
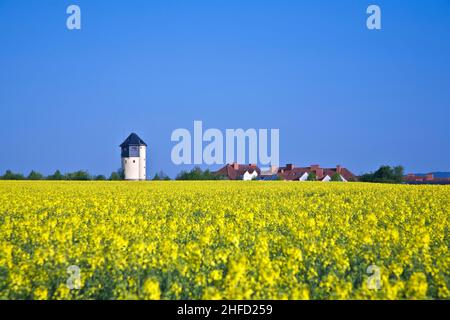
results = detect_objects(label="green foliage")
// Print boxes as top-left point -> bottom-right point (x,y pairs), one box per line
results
47,170 -> 65,180
360,165 -> 404,184
331,173 -> 343,182
109,171 -> 122,181
27,171 -> 44,180
65,171 -> 91,181
109,169 -> 124,181
307,172 -> 317,181
1,169 -> 114,181
176,166 -> 226,181
152,171 -> 171,181
0,170 -> 25,180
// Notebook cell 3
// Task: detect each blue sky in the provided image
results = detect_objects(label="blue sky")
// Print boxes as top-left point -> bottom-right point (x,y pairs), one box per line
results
1,0 -> 449,178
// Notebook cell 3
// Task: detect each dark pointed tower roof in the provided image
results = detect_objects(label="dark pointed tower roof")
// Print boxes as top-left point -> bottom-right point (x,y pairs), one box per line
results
120,133 -> 147,147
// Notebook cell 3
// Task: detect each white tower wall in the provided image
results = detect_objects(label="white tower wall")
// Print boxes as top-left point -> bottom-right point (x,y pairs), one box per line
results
122,157 -> 141,180
139,146 -> 147,180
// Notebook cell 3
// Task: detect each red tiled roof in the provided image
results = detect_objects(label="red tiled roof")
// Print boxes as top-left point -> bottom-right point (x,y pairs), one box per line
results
215,163 -> 357,181
338,168 -> 357,181
278,165 -> 357,181
404,175 -> 425,182
403,174 -> 450,183
215,164 -> 261,180
278,167 -> 310,180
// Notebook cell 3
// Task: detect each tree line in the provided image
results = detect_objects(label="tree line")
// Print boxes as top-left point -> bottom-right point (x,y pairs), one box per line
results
359,165 -> 404,184
0,167 -> 223,181
0,169 -> 124,181
152,167 -> 226,181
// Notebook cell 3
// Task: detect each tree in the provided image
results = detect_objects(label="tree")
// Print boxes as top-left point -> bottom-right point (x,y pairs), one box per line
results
1,170 -> 25,180
94,175 -> 106,181
393,166 -> 405,182
109,171 -> 122,181
27,170 -> 44,180
307,172 -> 317,181
66,170 -> 91,181
359,173 -> 373,183
153,171 -> 171,181
360,165 -> 404,184
47,170 -> 65,180
331,173 -> 343,182
176,167 -> 225,180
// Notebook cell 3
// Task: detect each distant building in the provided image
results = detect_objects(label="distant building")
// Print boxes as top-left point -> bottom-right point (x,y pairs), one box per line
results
215,163 -> 261,180
404,173 -> 434,183
215,163 -> 356,182
258,165 -> 280,181
278,164 -> 356,182
404,173 -> 450,185
120,133 -> 147,180
243,170 -> 259,181
260,165 -> 279,177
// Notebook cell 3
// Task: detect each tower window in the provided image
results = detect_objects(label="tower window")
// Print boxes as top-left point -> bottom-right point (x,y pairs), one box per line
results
133,160 -> 136,163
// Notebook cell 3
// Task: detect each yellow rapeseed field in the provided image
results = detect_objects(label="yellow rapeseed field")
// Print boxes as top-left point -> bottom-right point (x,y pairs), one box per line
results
0,181 -> 448,300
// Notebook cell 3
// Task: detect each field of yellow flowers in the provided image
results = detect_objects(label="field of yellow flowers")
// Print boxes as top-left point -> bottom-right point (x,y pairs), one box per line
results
0,181 -> 448,300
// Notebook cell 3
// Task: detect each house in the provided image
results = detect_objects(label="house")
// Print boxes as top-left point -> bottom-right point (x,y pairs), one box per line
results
243,170 -> 259,181
259,165 -> 278,176
215,163 -> 357,182
215,163 -> 261,180
404,173 -> 434,183
259,174 -> 280,181
258,165 -> 280,181
278,164 -> 356,182
404,173 -> 450,185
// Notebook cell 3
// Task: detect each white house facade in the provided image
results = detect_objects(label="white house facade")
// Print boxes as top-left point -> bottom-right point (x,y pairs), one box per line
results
298,172 -> 309,181
243,170 -> 258,181
321,174 -> 346,182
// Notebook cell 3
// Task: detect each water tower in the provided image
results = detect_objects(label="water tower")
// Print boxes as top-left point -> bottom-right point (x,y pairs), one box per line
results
120,133 -> 147,180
